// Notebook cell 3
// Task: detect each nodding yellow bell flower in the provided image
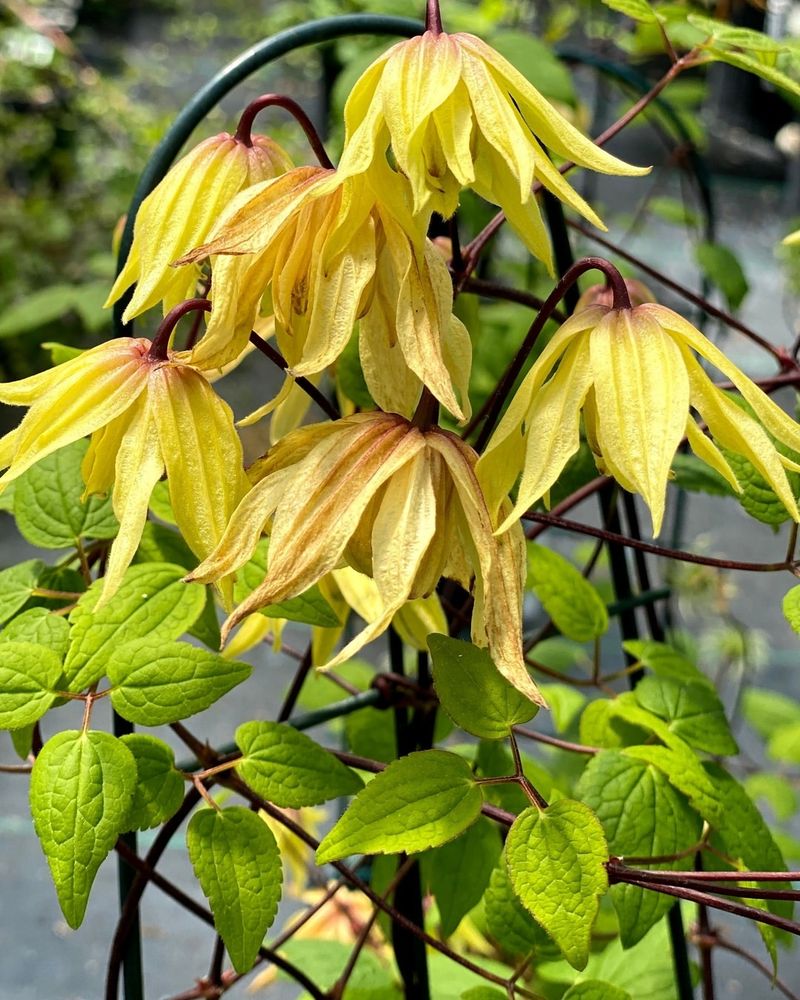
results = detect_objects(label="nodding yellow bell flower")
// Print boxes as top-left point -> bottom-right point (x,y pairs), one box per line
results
478,303 -> 800,537
187,411 -> 545,708
105,132 -> 292,322
177,162 -> 471,422
336,30 -> 649,270
0,337 -> 249,601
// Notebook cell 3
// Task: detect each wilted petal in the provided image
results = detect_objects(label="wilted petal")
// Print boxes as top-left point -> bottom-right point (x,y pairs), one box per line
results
321,449 -> 437,669
431,431 -> 546,707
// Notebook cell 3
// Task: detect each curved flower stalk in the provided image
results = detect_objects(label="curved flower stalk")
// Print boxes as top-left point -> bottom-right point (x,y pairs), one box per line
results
188,411 -> 544,707
477,303 -> 800,536
178,162 -> 471,421
105,131 -> 293,321
336,30 -> 649,270
0,337 -> 249,601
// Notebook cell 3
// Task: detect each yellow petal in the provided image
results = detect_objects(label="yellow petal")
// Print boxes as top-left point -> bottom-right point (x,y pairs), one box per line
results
683,349 -> 799,521
0,341 -> 150,487
590,309 -> 689,536
82,404 -> 138,498
109,135 -> 261,320
222,613 -> 279,659
459,33 -> 650,177
650,304 -> 800,456
100,392 -> 165,603
432,80 -> 475,188
477,310 -> 604,517
393,592 -> 448,650
685,419 -> 742,494
150,365 -> 249,584
497,335 -> 594,533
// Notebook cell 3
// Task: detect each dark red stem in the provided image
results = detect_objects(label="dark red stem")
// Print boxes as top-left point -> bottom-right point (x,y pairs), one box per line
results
147,298 -> 211,362
234,93 -> 334,169
425,0 -> 443,34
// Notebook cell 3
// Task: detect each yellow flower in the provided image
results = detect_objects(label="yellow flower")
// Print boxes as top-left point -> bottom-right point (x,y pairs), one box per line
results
106,131 -> 292,321
177,162 -> 471,421
477,303 -> 800,536
0,337 -> 249,600
188,411 -> 545,707
337,30 -> 649,270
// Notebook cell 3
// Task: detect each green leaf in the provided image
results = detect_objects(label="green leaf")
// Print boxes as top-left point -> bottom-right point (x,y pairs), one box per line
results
0,559 -> 45,627
148,481 -> 176,524
622,639 -> 708,685
0,641 -> 63,728
0,284 -> 94,338
783,586 -> 800,635
0,607 -> 70,659
539,683 -> 587,733
505,800 -> 608,969
688,15 -> 786,52
428,634 -> 537,740
41,341 -> 83,365
670,452 -> 736,497
483,860 -> 554,957
235,539 -> 340,628
723,446 -> 797,525
316,750 -> 483,863
767,722 -> 800,764
741,687 -> 800,739
424,818 -> 502,937
601,0 -> 659,23
344,706 -> 398,764
563,984 -> 633,1000
0,482 -> 15,512
64,562 -> 207,691
647,196 -> 700,228
275,939 -> 400,996
120,734 -> 185,831
461,989 -> 506,1000
187,806 -> 282,974
578,749 -> 702,946
13,440 -> 118,548
30,730 -> 136,927
10,723 -> 34,758
744,772 -> 798,821
108,639 -> 251,726
694,241 -> 749,311
527,544 -> 608,642
234,721 -> 363,807
538,919 -> 680,998
134,522 -> 220,649
634,675 -> 738,755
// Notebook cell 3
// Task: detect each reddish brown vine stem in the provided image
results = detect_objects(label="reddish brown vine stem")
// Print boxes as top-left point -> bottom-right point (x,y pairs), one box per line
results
147,298 -> 211,362
522,510 -> 797,574
234,93 -> 334,169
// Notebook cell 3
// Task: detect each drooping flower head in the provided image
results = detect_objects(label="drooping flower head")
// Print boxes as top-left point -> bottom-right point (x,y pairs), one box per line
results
178,162 -> 471,421
477,302 -> 800,536
187,411 -> 545,707
105,131 -> 292,321
337,30 -> 650,270
0,333 -> 249,600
